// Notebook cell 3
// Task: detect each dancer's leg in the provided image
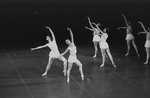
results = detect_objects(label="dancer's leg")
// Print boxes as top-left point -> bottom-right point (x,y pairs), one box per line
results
67,62 -> 73,82
106,48 -> 116,68
100,49 -> 105,67
93,42 -> 98,58
125,40 -> 131,56
132,40 -> 140,57
75,59 -> 84,80
42,57 -> 53,76
144,48 -> 150,64
58,56 -> 67,76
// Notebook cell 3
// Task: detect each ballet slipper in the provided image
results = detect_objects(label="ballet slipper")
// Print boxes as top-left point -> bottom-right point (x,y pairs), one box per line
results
42,72 -> 47,76
144,61 -> 148,64
63,70 -> 66,76
81,75 -> 84,80
67,78 -> 70,83
100,64 -> 104,67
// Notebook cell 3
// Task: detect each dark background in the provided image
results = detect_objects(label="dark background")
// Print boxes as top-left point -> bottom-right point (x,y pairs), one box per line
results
0,0 -> 150,51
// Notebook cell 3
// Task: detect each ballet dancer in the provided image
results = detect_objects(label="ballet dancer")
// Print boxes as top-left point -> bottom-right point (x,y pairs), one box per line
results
61,27 -> 84,82
31,26 -> 67,76
138,21 -> 150,64
96,26 -> 116,68
118,15 -> 140,57
85,17 -> 101,58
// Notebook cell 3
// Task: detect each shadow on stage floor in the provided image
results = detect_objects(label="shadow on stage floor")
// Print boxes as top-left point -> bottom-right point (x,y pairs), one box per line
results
0,46 -> 150,98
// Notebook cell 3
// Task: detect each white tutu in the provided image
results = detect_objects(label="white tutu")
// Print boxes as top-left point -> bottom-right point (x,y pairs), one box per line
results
145,40 -> 150,48
49,50 -> 60,58
68,55 -> 77,63
125,34 -> 135,40
93,35 -> 101,42
100,41 -> 109,49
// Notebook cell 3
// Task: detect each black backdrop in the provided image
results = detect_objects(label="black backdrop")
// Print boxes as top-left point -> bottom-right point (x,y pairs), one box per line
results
0,0 -> 149,49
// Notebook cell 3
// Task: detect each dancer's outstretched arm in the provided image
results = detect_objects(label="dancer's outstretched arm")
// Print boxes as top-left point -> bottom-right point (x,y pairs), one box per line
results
85,26 -> 95,31
122,14 -> 129,27
67,27 -> 74,44
87,17 -> 97,29
61,48 -> 69,56
117,27 -> 127,29
45,26 -> 56,41
31,44 -> 47,51
138,21 -> 149,33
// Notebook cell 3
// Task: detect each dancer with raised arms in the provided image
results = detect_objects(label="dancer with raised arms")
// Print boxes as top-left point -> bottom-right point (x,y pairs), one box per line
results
118,15 -> 139,57
61,27 -> 84,82
138,21 -> 150,64
85,17 -> 101,58
31,26 -> 67,76
95,25 -> 116,68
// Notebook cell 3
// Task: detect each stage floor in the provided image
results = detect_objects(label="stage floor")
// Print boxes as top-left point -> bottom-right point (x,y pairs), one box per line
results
0,46 -> 150,98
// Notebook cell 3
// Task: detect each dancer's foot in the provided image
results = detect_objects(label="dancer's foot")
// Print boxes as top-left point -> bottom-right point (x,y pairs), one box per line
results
63,70 -> 66,76
113,64 -> 117,68
81,75 -> 84,80
93,55 -> 96,58
67,78 -> 70,83
144,61 -> 148,64
100,64 -> 104,67
137,53 -> 140,57
125,53 -> 129,56
42,72 -> 47,76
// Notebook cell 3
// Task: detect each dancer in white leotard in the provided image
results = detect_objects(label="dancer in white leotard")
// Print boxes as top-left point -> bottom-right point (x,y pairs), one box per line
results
61,27 -> 84,82
95,25 -> 116,68
138,21 -> 150,64
85,17 -> 101,58
118,15 -> 139,57
31,26 -> 67,76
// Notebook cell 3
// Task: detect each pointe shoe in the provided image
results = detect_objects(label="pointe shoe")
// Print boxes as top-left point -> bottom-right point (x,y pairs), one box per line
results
63,70 -> 66,76
67,78 -> 70,83
144,62 -> 148,64
100,64 -> 104,67
137,53 -> 140,57
125,53 -> 129,56
42,72 -> 47,76
93,55 -> 96,58
113,64 -> 117,68
81,75 -> 84,80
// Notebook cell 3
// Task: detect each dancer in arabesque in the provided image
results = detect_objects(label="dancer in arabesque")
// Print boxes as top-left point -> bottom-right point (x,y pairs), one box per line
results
31,26 -> 67,76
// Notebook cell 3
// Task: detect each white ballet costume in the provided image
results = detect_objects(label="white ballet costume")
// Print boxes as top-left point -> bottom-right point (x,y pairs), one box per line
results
145,33 -> 150,48
68,44 -> 77,63
125,28 -> 134,40
100,33 -> 109,49
92,31 -> 101,42
47,41 -> 60,58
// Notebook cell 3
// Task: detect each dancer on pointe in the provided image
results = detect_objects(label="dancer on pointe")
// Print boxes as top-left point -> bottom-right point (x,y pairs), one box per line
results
61,27 -> 84,82
31,26 -> 67,76
138,21 -> 150,64
94,24 -> 116,68
118,15 -> 140,57
85,17 -> 101,58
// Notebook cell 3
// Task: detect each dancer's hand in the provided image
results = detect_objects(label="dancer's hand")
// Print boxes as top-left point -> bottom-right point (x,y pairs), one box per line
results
67,27 -> 71,31
30,48 -> 35,51
138,21 -> 142,24
45,26 -> 50,29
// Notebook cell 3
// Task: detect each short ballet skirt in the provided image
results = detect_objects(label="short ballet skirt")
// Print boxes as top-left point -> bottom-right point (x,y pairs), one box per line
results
93,35 -> 101,42
145,40 -> 150,48
49,50 -> 60,58
100,41 -> 109,49
125,34 -> 135,40
68,55 -> 77,63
